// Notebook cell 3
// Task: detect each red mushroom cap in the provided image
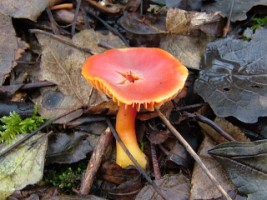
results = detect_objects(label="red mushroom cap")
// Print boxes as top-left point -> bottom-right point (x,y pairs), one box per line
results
82,47 -> 188,110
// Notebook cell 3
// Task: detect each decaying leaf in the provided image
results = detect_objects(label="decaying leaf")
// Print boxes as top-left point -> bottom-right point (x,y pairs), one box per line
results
35,30 -> 125,122
0,134 -> 48,199
190,137 -> 236,200
46,132 -> 97,164
136,174 -> 190,200
194,28 -> 267,123
209,139 -> 267,200
99,162 -> 142,199
0,0 -> 57,21
191,117 -> 250,199
100,161 -> 140,185
166,8 -> 223,36
160,34 -> 211,70
203,0 -> 267,22
0,13 -> 28,85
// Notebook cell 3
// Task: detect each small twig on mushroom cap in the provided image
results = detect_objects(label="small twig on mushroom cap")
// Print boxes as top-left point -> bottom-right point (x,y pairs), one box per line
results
156,108 -> 233,200
106,118 -> 168,200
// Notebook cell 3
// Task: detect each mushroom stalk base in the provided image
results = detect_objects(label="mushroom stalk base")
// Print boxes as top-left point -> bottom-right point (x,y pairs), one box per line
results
116,104 -> 147,169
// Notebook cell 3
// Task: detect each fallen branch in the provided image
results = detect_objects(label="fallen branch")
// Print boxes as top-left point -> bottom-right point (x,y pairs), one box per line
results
80,128 -> 112,195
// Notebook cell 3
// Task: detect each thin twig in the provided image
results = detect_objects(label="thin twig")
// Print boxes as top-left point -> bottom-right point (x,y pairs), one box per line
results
98,40 -> 114,50
71,0 -> 82,36
86,10 -> 130,47
20,81 -> 55,90
46,8 -> 60,35
188,112 -> 236,142
0,108 -> 83,158
156,108 -> 233,200
105,118 -> 167,200
80,128 -> 112,195
30,29 -> 95,54
151,143 -> 161,180
175,103 -> 204,112
223,0 -> 235,36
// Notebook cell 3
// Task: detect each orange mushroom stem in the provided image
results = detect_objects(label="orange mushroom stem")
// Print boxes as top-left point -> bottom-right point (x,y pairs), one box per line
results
116,104 -> 147,169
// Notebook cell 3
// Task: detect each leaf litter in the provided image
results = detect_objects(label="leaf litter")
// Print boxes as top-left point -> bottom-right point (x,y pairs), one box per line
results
34,29 -> 125,122
1,0 -> 267,199
191,117 -> 250,199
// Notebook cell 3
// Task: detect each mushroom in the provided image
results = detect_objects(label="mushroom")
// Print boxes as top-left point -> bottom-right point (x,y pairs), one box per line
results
82,48 -> 188,169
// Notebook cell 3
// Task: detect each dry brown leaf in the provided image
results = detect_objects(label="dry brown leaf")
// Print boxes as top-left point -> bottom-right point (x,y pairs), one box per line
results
166,8 -> 223,36
0,0 -> 57,21
190,137 -> 235,200
35,30 -> 125,122
190,118 -> 250,199
160,35 -> 211,70
0,13 -> 28,85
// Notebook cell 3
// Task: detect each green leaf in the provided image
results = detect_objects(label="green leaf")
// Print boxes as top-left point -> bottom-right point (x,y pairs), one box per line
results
209,140 -> 267,200
0,133 -> 48,199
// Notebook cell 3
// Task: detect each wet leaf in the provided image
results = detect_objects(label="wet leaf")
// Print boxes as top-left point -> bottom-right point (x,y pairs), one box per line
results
136,174 -> 190,200
0,134 -> 48,199
35,30 -> 125,122
203,0 -> 267,22
0,13 -> 28,85
194,28 -> 267,123
209,140 -> 267,200
46,132 -> 94,164
0,0 -> 55,21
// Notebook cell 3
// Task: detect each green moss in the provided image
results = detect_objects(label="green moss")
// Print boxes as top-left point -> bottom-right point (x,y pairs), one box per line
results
45,163 -> 86,193
0,106 -> 45,143
251,16 -> 267,30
